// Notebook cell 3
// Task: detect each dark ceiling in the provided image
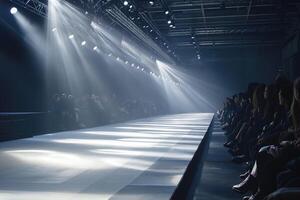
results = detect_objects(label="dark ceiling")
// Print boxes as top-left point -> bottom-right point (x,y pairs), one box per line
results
140,0 -> 300,63
8,0 -> 300,65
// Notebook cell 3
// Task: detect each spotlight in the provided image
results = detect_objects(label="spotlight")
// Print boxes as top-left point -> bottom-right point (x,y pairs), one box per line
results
108,53 -> 112,57
172,26 -> 176,28
116,57 -> 120,61
131,63 -> 135,67
137,66 -> 140,69
125,61 -> 129,64
10,7 -> 18,15
68,34 -> 74,39
93,46 -> 98,51
81,41 -> 86,46
167,20 -> 172,24
129,5 -> 133,9
123,1 -> 129,6
169,24 -> 173,28
85,11 -> 88,15
150,29 -> 153,32
52,27 -> 57,32
149,1 -> 154,5
165,10 -> 169,15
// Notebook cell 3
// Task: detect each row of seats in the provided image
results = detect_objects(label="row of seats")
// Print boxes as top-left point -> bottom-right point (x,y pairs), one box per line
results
218,75 -> 300,200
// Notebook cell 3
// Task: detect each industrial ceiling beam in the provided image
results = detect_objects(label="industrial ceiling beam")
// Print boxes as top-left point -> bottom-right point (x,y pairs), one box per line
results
10,0 -> 47,17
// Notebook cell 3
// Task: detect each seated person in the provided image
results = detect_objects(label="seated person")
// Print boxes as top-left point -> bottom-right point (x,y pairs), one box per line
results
232,77 -> 300,200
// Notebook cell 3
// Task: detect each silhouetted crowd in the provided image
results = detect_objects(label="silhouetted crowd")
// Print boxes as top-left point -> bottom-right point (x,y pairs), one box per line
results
49,93 -> 159,131
218,75 -> 300,200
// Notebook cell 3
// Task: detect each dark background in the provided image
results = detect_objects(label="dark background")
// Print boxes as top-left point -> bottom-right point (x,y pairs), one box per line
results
1,0 -> 300,112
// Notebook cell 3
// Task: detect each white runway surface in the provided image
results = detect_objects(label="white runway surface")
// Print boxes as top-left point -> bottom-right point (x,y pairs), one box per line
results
0,113 -> 213,200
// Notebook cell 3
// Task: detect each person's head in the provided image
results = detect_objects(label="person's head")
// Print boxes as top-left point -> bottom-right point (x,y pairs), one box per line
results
233,95 -> 239,104
278,83 -> 293,107
291,77 -> 300,130
294,78 -> 300,102
247,83 -> 259,98
252,84 -> 265,112
264,84 -> 276,99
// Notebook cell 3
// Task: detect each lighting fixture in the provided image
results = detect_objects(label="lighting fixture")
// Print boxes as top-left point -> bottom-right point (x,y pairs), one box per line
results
10,7 -> 18,15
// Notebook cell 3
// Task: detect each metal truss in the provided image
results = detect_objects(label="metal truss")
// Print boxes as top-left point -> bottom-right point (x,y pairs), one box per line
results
10,0 -> 48,17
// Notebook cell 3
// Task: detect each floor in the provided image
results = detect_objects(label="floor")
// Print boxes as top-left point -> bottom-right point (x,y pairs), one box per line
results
0,113 -> 213,200
193,120 -> 242,200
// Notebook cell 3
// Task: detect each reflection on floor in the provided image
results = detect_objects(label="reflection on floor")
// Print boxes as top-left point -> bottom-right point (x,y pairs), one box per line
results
192,120 -> 241,200
0,113 -> 213,200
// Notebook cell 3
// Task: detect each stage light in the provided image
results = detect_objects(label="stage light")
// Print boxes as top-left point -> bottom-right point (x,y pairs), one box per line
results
108,53 -> 112,57
149,1 -> 154,5
116,57 -> 120,61
167,20 -> 172,24
129,5 -> 133,9
137,66 -> 140,69
123,1 -> 129,6
10,7 -> 18,15
52,27 -> 57,32
131,63 -> 135,67
85,11 -> 88,15
68,34 -> 74,39
93,46 -> 98,51
125,61 -> 129,64
169,24 -> 173,28
150,29 -> 153,32
165,10 -> 169,15
81,41 -> 86,46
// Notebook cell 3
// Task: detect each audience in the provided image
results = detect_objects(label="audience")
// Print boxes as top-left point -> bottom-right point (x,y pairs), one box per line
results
49,93 -> 160,131
218,75 -> 300,200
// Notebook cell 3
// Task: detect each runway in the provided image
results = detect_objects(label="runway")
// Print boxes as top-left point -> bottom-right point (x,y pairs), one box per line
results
0,113 -> 213,200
